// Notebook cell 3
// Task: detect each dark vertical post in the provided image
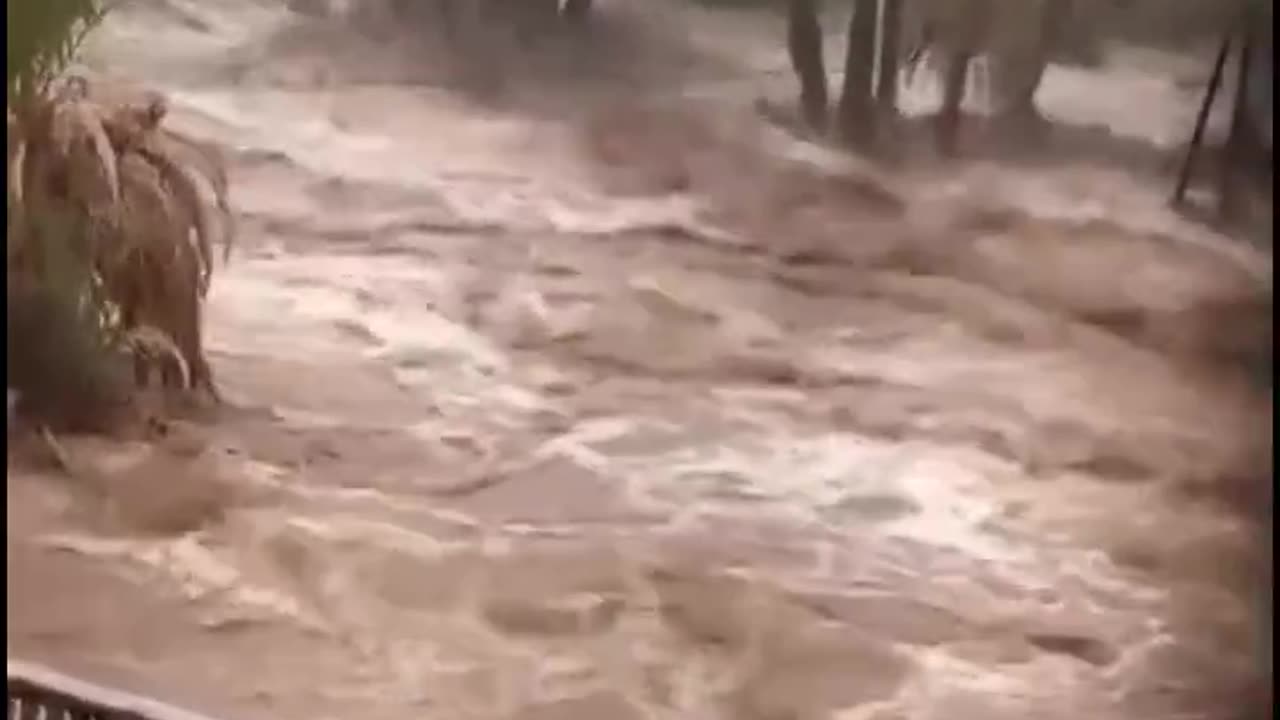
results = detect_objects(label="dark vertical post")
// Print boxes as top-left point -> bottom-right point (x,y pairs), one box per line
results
788,0 -> 830,132
836,0 -> 879,146
1008,0 -> 1068,121
936,48 -> 972,157
1173,32 -> 1232,206
562,0 -> 591,22
876,0 -> 904,113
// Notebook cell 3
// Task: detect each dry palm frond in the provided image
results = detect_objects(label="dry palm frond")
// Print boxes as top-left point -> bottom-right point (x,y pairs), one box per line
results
134,135 -> 220,294
112,150 -> 187,259
8,73 -> 234,415
123,324 -> 192,391
157,127 -> 236,263
39,425 -> 76,474
49,85 -> 121,209
8,135 -> 29,255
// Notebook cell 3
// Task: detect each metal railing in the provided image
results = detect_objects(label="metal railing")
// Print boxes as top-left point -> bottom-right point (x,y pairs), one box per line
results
8,660 -> 227,720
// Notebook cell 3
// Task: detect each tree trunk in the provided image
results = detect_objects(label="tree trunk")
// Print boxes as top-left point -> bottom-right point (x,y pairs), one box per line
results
1172,32 -> 1231,206
836,0 -> 879,146
936,48 -> 972,156
788,0 -> 829,132
1007,0 -> 1069,120
876,0 -> 904,114
504,0 -> 561,35
562,0 -> 592,22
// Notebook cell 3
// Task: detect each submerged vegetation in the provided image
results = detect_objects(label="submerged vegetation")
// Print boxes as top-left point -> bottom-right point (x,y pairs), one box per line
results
7,0 -> 233,430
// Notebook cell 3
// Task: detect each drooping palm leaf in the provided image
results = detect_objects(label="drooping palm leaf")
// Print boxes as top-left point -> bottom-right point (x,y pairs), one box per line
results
8,0 -> 235,427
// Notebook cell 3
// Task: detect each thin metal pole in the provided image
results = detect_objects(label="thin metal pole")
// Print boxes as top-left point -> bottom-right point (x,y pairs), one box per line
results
1173,32 -> 1233,206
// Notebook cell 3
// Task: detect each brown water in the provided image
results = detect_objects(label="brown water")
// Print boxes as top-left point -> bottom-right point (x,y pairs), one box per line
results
8,2 -> 1272,719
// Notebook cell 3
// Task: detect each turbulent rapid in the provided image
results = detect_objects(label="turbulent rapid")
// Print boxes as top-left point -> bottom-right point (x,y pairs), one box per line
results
8,2 -> 1270,719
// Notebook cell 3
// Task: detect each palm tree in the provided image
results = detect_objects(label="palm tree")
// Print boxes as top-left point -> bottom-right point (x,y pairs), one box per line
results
8,0 -> 234,429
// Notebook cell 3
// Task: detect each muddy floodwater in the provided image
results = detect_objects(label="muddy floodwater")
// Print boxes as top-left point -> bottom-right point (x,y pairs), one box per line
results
7,2 -> 1272,719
